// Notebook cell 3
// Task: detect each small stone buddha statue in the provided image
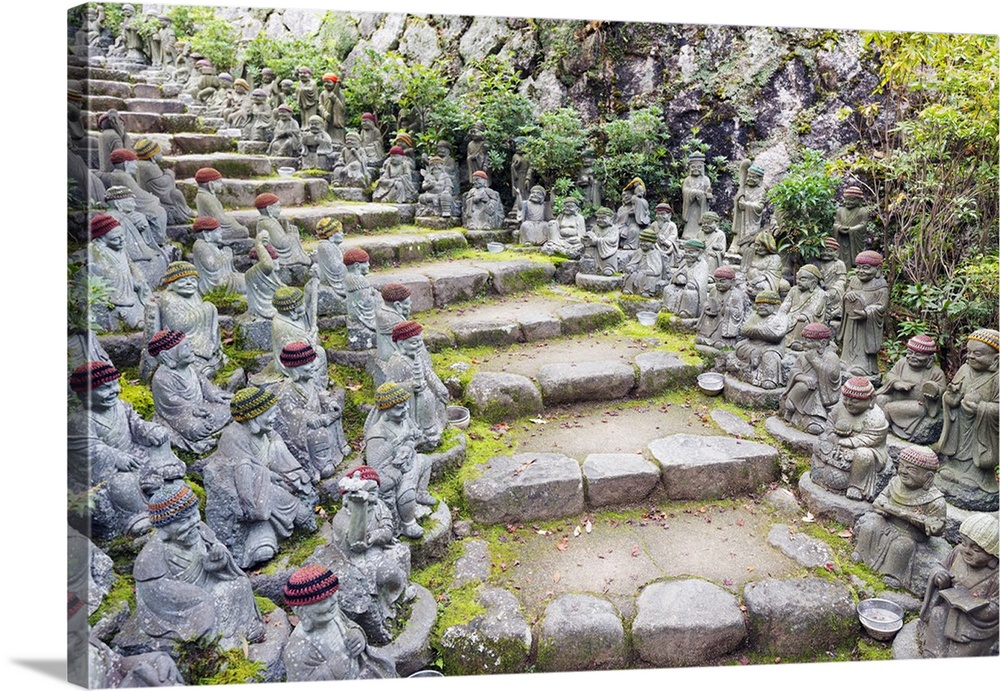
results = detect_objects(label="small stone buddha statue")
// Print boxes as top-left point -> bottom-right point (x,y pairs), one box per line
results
108,148 -> 169,242
696,265 -> 749,353
875,334 -> 946,445
815,236 -> 848,320
296,66 -> 319,124
651,203 -> 679,275
97,110 -> 130,174
104,185 -> 170,289
154,261 -> 227,377
246,88 -> 275,141
333,131 -> 372,188
417,156 -> 456,218
319,73 -> 345,144
375,283 -> 412,365
730,161 -> 766,268
465,120 -> 488,184
344,248 -> 380,351
372,146 -> 418,203
314,217 -> 347,316
780,322 -> 842,435
245,236 -> 285,321
728,290 -> 790,390
194,167 -> 249,239
463,170 -> 505,230
518,185 -> 551,246
838,250 -> 889,378
360,112 -> 384,172
88,214 -> 153,332
301,115 -> 334,170
832,186 -> 869,267
382,321 -> 449,452
263,285 -> 328,388
778,264 -> 829,350
541,197 -> 586,259
621,227 -> 663,297
681,151 -> 714,238
743,231 -> 784,300
269,105 -> 303,157
133,138 -> 196,225
663,239 -> 711,320
190,216 -> 246,296
581,206 -> 619,276
254,192 -> 312,285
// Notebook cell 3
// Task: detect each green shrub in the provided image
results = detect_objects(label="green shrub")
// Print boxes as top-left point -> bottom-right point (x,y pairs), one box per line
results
593,105 -> 670,207
767,148 -> 839,264
521,107 -> 587,187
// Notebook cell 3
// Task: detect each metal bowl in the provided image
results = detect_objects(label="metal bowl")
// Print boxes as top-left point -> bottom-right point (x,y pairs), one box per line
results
636,310 -> 658,326
486,241 -> 505,253
277,166 -> 296,178
857,598 -> 904,641
447,405 -> 471,429
697,372 -> 725,396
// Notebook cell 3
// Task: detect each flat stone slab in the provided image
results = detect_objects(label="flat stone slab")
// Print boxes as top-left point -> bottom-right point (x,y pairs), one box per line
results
465,371 -> 543,422
170,133 -> 238,155
382,583 -> 437,676
711,409 -> 760,438
556,302 -> 622,334
634,350 -> 701,396
464,453 -> 584,525
131,83 -> 162,99
164,152 -> 275,179
743,577 -> 859,657
420,264 -> 490,307
798,471 -> 873,526
582,453 -> 660,507
440,586 -> 532,675
537,594 -> 626,672
125,97 -> 186,114
537,360 -> 636,405
367,272 -> 434,313
767,524 -> 834,568
471,259 -> 556,294
648,434 -> 780,500
764,488 -> 803,517
415,215 -> 461,229
765,416 -> 819,454
632,579 -> 746,667
451,320 -> 522,347
85,110 -> 162,133
178,177 -> 328,208
575,272 -> 623,292
518,313 -> 562,341
343,233 -> 431,266
723,374 -> 781,410
452,539 -> 490,588
81,78 -> 133,98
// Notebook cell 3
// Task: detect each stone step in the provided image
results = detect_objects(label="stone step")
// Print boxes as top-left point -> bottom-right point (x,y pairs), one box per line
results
648,433 -> 781,500
68,65 -> 131,82
84,131 -> 239,157
164,152 -> 277,179
341,231 -> 468,269
228,202 -> 400,236
86,95 -> 127,112
132,83 -> 164,99
83,110 -> 205,134
178,176 -> 329,209
80,78 -> 132,98
124,97 -> 187,114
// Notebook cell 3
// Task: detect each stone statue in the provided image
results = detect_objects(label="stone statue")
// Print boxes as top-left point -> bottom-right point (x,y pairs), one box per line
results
663,239 -> 711,320
364,382 -> 435,538
278,79 -> 296,107
696,265 -> 749,352
191,216 -> 246,296
510,137 -> 534,209
811,376 -> 889,501
67,362 -> 184,539
314,218 -> 347,316
273,342 -> 350,480
134,138 -> 196,225
149,330 -> 230,454
917,512 -> 998,658
518,185 -> 551,246
743,231 -> 784,300
194,167 -> 249,240
814,236 -> 848,321
88,214 -> 152,332
246,89 -> 275,142
254,192 -> 312,285
372,146 -> 418,203
134,483 -> 265,649
465,120 -> 488,184
97,110 -> 129,173
780,322 -> 842,434
261,68 -> 280,109
187,59 -> 219,101
332,131 -> 371,188
319,73 -> 346,144
935,329 -> 999,510
652,203 -> 679,276
224,79 -> 253,131
728,291 -> 790,390
730,161 -> 767,268
463,170 -> 505,230
838,250 -> 889,378
853,446 -> 946,589
875,334 -> 946,445
577,150 -> 601,213
541,197 -> 586,258
301,115 -> 334,170
417,156 -> 456,218
778,264 -> 829,350
580,207 -> 619,276
375,283 -> 412,370
833,186 -> 869,267
360,113 -> 384,173
268,285 -> 328,388
296,67 -> 319,124
104,185 -> 170,290
344,248 -> 380,351
390,132 -> 421,193
245,237 -> 285,321
681,152 -> 713,238
152,261 -> 227,378
614,178 -> 651,264
113,4 -> 145,61
205,386 -> 318,568
269,105 -> 304,157
622,228 -> 663,297
282,564 -> 397,681
693,211 -> 727,274
382,321 -> 449,452
108,148 -> 169,243
155,15 -> 177,69
206,73 -> 234,117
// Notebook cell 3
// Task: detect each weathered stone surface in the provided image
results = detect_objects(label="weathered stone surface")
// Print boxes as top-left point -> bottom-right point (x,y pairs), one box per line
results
86,110 -> 162,133
281,8 -> 324,36
249,608 -> 290,683
125,98 -> 186,114
440,586 -> 531,675
632,579 -> 746,667
465,453 -> 584,524
892,619 -> 921,660
370,12 -> 406,52
98,332 -> 145,369
556,303 -> 622,334
451,321 -> 522,348
519,313 -> 562,341
575,272 -> 622,292
723,374 -> 781,409
767,524 -> 834,568
537,361 -> 636,405
711,409 -> 760,438
164,153 -> 274,180
634,351 -> 701,396
743,578 -> 859,657
422,328 -> 455,352
171,133 -> 238,155
83,79 -> 132,98
382,583 -> 436,676
765,416 -> 818,455
414,215 -> 460,229
519,68 -> 567,114
426,230 -> 467,254
473,260 -> 556,295
87,95 -> 127,113
537,594 -> 626,672
398,16 -> 441,65
798,471 -> 872,526
466,371 -> 543,422
330,186 -> 369,202
427,432 -> 466,480
342,235 -> 431,267
421,264 -> 490,307
410,499 -> 453,570
178,177 -> 328,208
235,317 -> 271,351
459,16 -> 511,62
764,487 -> 802,517
162,113 -> 203,134
452,539 -> 490,588
647,434 -> 780,500
464,229 -> 510,247
582,453 -> 660,507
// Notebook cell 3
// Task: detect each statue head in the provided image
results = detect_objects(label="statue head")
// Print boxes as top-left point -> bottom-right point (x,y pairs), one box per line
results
746,164 -> 764,187
624,177 -> 646,197
896,446 -> 939,491
381,283 -> 412,318
230,386 -> 278,434
903,334 -> 937,369
843,186 -> 864,208
90,214 -> 124,251
854,251 -> 883,281
316,217 -> 344,244
701,211 -> 720,232
595,207 -> 614,228
284,564 -> 342,632
966,329 -> 1000,372
562,198 -> 579,216
280,341 -> 319,383
753,290 -> 781,317
194,167 -> 222,191
297,66 -> 313,83
279,80 -> 294,96
261,67 -> 275,84
655,203 -> 672,221
713,265 -> 736,292
234,79 -> 250,95
322,73 -> 339,91
147,483 -> 201,547
795,264 -> 821,291
840,376 -> 875,415
122,4 -> 135,17
688,152 -> 706,176
472,170 -> 488,188
638,227 -> 657,251
374,381 -> 410,423
345,130 -> 361,147
470,120 -> 485,138
528,185 -> 546,204
254,192 -> 281,218
392,320 -> 424,358
436,140 -> 452,157
158,15 -> 170,27
104,185 -> 136,213
957,513 -> 999,569
305,114 -> 323,133
134,139 -> 161,163
819,236 -> 839,261
339,465 -> 380,495
70,361 -> 122,410
251,88 -> 267,104
343,247 -> 370,275
192,216 -> 221,241
754,231 -> 777,256
109,148 -> 138,174
801,322 -> 832,350
217,73 -> 234,89
196,60 -> 214,75
273,286 -> 306,321
276,104 -> 294,121
682,238 -> 706,263
149,329 -> 193,369
361,112 -> 378,130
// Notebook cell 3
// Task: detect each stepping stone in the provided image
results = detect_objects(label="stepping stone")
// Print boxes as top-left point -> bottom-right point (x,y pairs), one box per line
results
343,234 -> 432,266
464,229 -> 510,247
556,303 -> 622,334
767,524 -> 834,568
632,579 -> 746,667
537,360 -> 636,405
582,453 -> 660,507
161,113 -> 203,133
723,374 -> 781,409
87,95 -> 127,112
519,313 -> 562,341
421,264 -> 490,307
575,273 -> 622,292
131,83 -> 162,99
85,110 -> 162,132
647,434 -> 780,500
125,98 -> 186,114
472,259 -> 556,294
452,539 -> 490,587
238,140 -> 270,155
415,216 -> 461,229
537,594 -> 626,672
764,487 -> 802,517
797,471 -> 873,526
171,133 -> 238,155
80,79 -> 133,98
711,409 -> 760,438
634,350 -> 701,396
451,321 -> 522,348
410,499 -> 453,570
765,416 -> 818,454
440,586 -> 532,675
382,583 -> 437,676
164,153 -> 275,179
178,177 -> 329,208
464,452 -> 584,524
426,432 -> 467,479
743,577 -> 859,657
69,65 -> 130,81
465,371 -> 543,423
367,273 -> 434,313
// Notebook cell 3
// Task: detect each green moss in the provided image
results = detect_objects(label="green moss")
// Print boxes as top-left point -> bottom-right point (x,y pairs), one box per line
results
202,287 -> 247,315
797,520 -> 886,595
214,343 -> 267,386
254,595 -> 278,615
327,363 -> 374,447
173,634 -> 266,684
429,345 -> 494,396
435,419 -> 519,515
320,328 -> 349,351
118,372 -> 155,420
88,574 -> 136,627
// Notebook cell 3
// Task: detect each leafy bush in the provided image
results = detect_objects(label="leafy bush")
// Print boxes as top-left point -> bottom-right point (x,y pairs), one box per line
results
174,6 -> 239,72
521,107 -> 587,187
767,148 -> 839,264
592,105 -> 670,206
341,48 -> 407,135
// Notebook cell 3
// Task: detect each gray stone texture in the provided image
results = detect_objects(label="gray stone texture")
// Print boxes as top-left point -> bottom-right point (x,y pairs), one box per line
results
518,313 -> 563,341
767,524 -> 834,568
465,371 -> 544,422
556,303 -> 622,334
647,434 -> 780,500
398,17 -> 442,65
582,453 -> 661,507
743,577 -> 859,656
367,273 -> 434,313
574,273 -> 623,292
763,487 -> 802,517
711,409 -> 760,438
440,586 -> 532,675
451,321 -> 522,348
382,583 -> 437,676
537,361 -> 636,405
421,265 -> 490,307
634,351 -> 701,396
765,415 -> 819,454
452,539 -> 490,588
723,374 -> 781,409
465,453 -> 584,525
798,471 -> 873,527
474,260 -> 556,295
537,594 -> 626,672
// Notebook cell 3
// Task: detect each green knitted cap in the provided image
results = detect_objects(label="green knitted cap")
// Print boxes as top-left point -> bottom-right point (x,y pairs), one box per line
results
374,381 -> 409,410
272,286 -> 305,313
639,228 -> 658,243
230,386 -> 277,421
161,261 -> 198,286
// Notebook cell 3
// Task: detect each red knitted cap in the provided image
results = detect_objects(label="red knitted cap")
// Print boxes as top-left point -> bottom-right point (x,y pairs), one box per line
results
322,73 -> 339,83
388,145 -> 405,156
713,265 -> 736,280
109,148 -> 137,163
801,322 -> 832,340
194,167 -> 222,183
855,250 -> 883,266
249,244 -> 279,260
392,320 -> 423,342
70,361 -> 121,393
342,465 -> 380,490
906,334 -> 937,354
841,376 -> 875,400
279,341 -> 317,368
254,192 -> 279,209
284,564 -> 339,606
899,445 -> 939,469
380,283 -> 411,302
90,214 -> 120,239
472,170 -> 488,180
342,247 -> 369,265
192,216 -> 221,232
148,330 -> 186,357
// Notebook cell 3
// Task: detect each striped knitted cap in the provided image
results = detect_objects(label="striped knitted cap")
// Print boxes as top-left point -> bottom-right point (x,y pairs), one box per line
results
161,261 -> 198,285
844,186 -> 865,198
234,78 -> 250,91
343,247 -> 369,265
797,264 -> 821,279
968,329 -> 1000,352
713,265 -> 736,280
322,73 -> 339,83
655,203 -> 672,213
682,238 -> 706,250
272,286 -> 305,313
754,232 -> 777,253
279,341 -> 317,368
192,216 -> 220,232
392,320 -> 423,342
104,185 -> 135,201
688,152 -> 706,161
260,67 -> 274,75
134,139 -> 161,160
801,322 -> 832,340
277,104 -> 293,113
68,88 -> 84,103
68,592 -> 84,620
394,132 -> 413,147
109,148 -> 137,163
230,386 -> 277,421
841,376 -> 875,400
254,192 -> 279,209
218,73 -> 233,83
316,217 -> 343,238
194,167 -> 222,183
596,207 -> 614,217
90,214 -> 120,239
375,381 -> 409,410
284,564 -> 339,606
248,244 -> 278,260
70,361 -> 121,393
148,329 -> 186,357
251,88 -> 267,98
147,482 -> 199,527
959,513 -> 999,557
824,236 -> 840,250
195,59 -> 211,68
754,290 -> 781,306
906,334 -> 937,354
388,145 -> 405,156
899,445 -> 939,470
701,211 -> 720,224
427,156 -> 444,166
380,283 -> 411,302
361,112 -> 377,124
748,164 -> 765,176
855,250 -> 883,266
639,228 -> 658,243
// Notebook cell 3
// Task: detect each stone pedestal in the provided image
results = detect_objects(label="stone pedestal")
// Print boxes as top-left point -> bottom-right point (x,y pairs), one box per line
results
798,470 -> 872,526
723,375 -> 781,409
765,416 -> 818,455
